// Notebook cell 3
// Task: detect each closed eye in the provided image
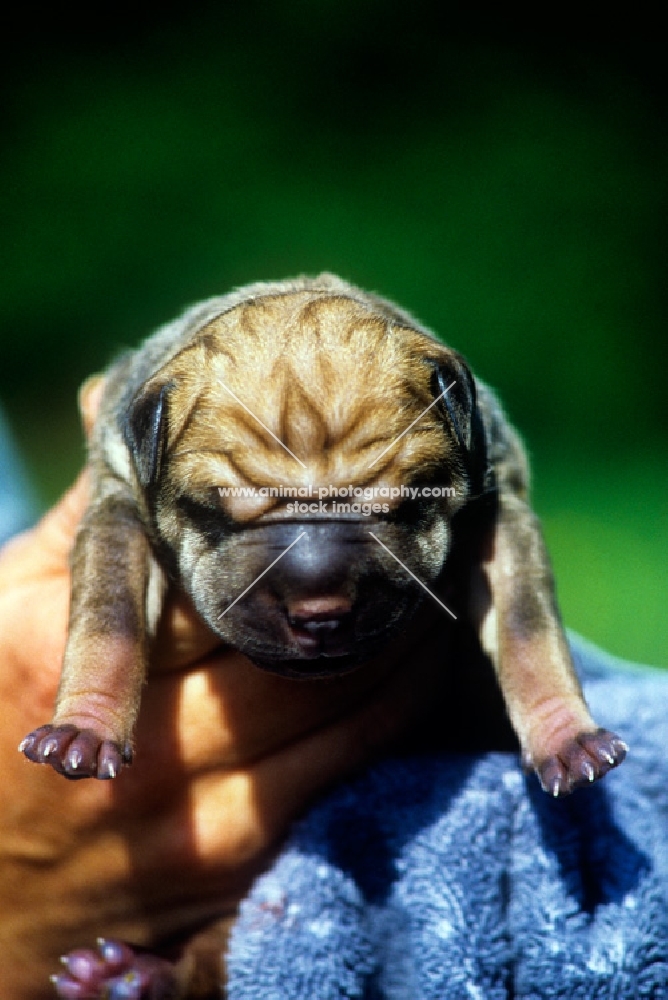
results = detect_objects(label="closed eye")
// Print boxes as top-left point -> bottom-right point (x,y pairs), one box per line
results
175,494 -> 237,537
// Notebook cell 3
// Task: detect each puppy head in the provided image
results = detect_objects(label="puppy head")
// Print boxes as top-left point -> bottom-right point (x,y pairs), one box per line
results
123,283 -> 486,676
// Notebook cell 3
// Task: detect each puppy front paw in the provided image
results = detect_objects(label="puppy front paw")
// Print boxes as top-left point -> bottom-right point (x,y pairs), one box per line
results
19,724 -> 132,780
533,728 -> 628,797
51,938 -> 179,1000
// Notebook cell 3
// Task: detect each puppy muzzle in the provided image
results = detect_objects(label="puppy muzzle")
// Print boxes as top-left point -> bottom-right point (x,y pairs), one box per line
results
226,520 -> 418,676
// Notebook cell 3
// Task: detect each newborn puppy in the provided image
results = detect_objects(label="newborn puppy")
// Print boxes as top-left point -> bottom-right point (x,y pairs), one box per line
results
20,274 -> 626,997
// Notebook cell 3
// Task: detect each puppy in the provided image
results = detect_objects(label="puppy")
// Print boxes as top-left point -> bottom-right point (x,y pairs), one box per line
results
21,274 -> 627,996
21,273 -> 625,791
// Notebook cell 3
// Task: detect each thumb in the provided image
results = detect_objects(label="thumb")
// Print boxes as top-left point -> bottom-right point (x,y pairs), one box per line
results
0,470 -> 90,584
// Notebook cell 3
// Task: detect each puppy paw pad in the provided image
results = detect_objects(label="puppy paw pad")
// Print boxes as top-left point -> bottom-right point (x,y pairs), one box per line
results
51,939 -> 177,1000
537,728 -> 627,797
19,725 -> 132,779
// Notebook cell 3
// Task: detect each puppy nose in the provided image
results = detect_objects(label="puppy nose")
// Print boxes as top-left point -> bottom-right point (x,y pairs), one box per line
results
265,522 -> 367,597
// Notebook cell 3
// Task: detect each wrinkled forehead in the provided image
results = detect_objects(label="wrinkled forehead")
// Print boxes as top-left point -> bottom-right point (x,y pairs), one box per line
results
160,289 -> 451,422
157,291 -> 459,506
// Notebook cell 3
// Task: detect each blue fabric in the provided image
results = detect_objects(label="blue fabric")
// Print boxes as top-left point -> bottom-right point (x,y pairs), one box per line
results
227,636 -> 668,998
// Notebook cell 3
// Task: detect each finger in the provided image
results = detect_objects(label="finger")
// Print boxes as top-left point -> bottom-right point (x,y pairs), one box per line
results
78,375 -> 105,441
37,470 -> 91,553
249,648 -> 431,827
181,625 -> 443,861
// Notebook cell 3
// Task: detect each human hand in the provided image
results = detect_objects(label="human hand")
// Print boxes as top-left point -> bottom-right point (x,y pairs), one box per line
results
0,466 -> 442,998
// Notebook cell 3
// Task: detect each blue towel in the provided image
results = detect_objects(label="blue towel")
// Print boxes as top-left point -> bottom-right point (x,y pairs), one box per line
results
227,635 -> 668,998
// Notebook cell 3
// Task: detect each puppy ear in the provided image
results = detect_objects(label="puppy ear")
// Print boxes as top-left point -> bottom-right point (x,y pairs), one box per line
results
123,382 -> 171,488
430,354 -> 487,495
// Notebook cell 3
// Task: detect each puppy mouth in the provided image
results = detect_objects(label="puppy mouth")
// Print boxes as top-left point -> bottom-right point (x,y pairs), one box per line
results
226,586 -> 424,677
286,607 -> 355,659
247,595 -> 362,676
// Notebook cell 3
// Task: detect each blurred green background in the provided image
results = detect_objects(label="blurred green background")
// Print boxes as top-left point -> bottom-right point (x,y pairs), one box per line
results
1,4 -> 666,666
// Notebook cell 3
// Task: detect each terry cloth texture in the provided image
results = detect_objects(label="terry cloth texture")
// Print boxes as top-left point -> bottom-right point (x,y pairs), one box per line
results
227,635 -> 668,999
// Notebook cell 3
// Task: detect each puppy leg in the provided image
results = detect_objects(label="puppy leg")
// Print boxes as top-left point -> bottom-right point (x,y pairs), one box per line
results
20,482 -> 160,779
470,398 -> 627,796
477,491 -> 626,796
